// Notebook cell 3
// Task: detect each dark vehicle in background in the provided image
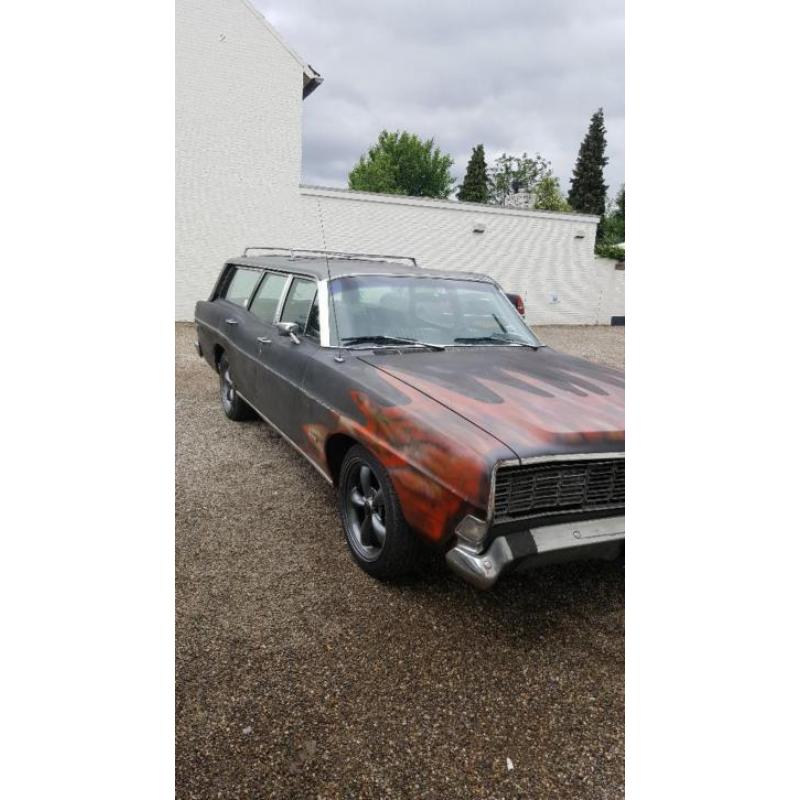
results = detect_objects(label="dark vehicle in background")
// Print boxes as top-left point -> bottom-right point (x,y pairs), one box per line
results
505,292 -> 526,317
194,247 -> 625,589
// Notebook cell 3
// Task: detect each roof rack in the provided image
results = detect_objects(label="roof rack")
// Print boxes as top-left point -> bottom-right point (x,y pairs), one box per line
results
241,246 -> 418,268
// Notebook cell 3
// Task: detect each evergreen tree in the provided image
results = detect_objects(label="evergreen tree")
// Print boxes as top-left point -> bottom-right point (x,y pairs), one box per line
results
456,144 -> 490,203
567,108 -> 609,216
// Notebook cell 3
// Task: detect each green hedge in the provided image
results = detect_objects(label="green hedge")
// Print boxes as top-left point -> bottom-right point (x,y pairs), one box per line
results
595,243 -> 625,261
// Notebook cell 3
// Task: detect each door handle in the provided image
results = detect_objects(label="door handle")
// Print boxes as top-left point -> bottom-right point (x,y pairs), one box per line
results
257,336 -> 272,345
224,318 -> 239,326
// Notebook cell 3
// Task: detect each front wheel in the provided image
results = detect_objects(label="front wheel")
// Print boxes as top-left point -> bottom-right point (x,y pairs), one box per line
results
338,445 -> 421,580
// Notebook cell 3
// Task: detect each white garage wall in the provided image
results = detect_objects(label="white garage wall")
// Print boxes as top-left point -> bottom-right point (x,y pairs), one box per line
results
595,257 -> 626,322
176,0 -> 311,320
175,0 -> 618,326
298,186 -> 603,325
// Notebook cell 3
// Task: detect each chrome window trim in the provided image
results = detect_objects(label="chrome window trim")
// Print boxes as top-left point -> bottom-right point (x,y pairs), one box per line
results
274,273 -> 296,324
277,274 -> 319,330
247,270 -> 292,325
318,280 -> 331,347
487,452 -> 625,528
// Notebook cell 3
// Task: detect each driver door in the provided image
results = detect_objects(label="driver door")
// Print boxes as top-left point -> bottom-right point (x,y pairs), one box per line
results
253,276 -> 320,438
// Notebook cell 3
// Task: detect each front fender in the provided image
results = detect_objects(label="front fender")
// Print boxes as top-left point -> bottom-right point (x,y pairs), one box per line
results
300,361 -> 516,544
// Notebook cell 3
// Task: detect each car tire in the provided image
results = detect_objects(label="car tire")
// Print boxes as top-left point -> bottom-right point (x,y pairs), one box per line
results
218,354 -> 255,421
338,445 -> 421,580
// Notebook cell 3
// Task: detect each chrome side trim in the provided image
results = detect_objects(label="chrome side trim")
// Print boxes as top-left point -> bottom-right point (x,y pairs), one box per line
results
509,452 -> 625,467
236,389 -> 333,485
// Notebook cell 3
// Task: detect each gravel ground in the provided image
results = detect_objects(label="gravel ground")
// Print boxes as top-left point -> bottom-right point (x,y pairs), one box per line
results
176,323 -> 625,799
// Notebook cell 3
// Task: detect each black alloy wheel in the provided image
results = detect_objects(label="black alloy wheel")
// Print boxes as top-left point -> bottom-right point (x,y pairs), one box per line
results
338,445 -> 421,580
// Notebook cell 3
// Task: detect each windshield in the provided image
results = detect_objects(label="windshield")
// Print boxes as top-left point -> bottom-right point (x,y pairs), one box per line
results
329,275 -> 541,348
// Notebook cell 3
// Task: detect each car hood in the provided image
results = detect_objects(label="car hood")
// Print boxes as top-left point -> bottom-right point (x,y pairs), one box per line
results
358,346 -> 624,460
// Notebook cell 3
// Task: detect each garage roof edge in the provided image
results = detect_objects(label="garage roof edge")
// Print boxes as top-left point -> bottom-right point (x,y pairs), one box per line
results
299,185 -> 600,224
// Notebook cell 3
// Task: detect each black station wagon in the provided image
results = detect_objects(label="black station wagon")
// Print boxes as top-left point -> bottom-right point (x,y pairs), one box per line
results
195,247 -> 625,589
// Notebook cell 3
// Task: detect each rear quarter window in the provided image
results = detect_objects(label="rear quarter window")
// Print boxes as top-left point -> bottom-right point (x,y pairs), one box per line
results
222,267 -> 261,307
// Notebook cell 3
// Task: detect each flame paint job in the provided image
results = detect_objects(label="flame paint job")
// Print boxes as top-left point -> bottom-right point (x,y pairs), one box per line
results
196,292 -> 624,547
358,347 -> 625,458
297,355 -> 517,544
294,345 -> 623,545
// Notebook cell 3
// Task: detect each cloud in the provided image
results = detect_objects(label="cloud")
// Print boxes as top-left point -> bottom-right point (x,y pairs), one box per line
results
255,0 -> 624,196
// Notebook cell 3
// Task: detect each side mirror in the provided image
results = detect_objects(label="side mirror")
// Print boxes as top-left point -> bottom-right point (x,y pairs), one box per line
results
276,321 -> 301,344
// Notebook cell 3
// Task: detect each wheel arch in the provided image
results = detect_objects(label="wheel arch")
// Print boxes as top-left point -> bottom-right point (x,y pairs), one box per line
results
213,344 -> 225,372
325,433 -> 361,486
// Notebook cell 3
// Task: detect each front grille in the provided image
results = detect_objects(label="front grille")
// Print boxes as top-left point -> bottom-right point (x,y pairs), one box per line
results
493,457 -> 624,522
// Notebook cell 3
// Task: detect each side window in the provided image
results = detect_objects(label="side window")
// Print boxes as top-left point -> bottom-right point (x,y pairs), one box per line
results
250,273 -> 288,324
280,278 -> 317,332
223,268 -> 261,307
305,293 -> 320,340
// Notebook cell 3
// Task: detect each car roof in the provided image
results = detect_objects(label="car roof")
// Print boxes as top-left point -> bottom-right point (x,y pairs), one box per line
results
226,254 -> 495,284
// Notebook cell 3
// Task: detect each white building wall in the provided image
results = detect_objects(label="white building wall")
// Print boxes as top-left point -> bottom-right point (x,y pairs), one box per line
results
175,0 -> 615,326
299,187 -> 602,325
175,0 -> 310,320
594,257 -> 626,322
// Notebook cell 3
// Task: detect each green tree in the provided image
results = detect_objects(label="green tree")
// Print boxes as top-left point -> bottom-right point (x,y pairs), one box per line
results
348,130 -> 455,198
567,108 -> 609,216
490,152 -> 551,205
456,144 -> 490,203
600,184 -> 625,243
532,173 -> 571,212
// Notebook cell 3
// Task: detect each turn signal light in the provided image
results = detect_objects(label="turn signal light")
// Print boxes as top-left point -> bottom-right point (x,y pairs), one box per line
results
455,515 -> 489,548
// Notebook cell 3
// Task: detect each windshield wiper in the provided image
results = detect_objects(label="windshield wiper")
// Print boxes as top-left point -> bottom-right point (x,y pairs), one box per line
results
453,334 -> 540,349
341,335 -> 445,351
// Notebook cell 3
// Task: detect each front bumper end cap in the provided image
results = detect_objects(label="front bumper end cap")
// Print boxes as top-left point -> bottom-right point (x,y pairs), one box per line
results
445,537 -> 515,591
446,516 -> 625,590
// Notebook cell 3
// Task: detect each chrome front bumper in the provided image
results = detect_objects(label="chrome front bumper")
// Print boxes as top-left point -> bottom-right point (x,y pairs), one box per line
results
445,516 -> 625,590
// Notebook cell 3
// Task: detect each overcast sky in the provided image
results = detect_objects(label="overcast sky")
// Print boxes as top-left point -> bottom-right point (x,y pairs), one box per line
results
254,0 -> 624,199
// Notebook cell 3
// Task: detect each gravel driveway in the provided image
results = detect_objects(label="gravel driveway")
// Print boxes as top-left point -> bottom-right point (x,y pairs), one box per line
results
176,323 -> 624,799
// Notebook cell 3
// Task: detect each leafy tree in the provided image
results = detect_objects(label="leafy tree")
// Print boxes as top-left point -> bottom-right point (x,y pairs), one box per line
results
348,130 -> 455,198
532,174 -> 571,212
490,152 -> 551,205
456,144 -> 490,203
567,108 -> 609,216
598,184 -> 625,244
